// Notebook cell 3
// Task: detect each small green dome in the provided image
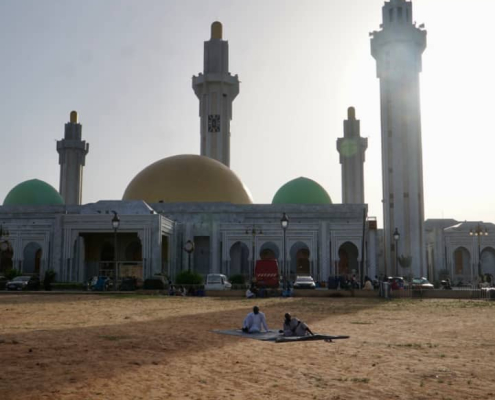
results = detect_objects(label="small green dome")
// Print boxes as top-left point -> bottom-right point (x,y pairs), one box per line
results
272,177 -> 332,205
3,179 -> 64,206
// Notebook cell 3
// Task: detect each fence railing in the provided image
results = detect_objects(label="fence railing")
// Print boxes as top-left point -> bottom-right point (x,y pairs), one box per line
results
378,282 -> 495,300
86,261 -> 144,282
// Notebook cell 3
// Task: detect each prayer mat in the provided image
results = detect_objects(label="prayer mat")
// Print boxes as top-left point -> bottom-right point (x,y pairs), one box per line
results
212,329 -> 281,341
212,329 -> 350,343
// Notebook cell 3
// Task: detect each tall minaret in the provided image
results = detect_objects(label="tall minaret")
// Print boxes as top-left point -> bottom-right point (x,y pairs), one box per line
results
337,107 -> 368,204
192,21 -> 239,167
56,111 -> 89,205
370,0 -> 427,277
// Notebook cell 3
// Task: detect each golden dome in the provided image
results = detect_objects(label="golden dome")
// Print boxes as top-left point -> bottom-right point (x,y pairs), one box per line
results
123,154 -> 253,204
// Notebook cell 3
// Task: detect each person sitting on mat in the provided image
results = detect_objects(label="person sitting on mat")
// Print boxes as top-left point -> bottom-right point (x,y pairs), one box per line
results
283,313 -> 314,337
242,306 -> 269,333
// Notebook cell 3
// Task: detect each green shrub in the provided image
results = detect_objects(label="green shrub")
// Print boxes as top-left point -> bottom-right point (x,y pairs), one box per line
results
5,268 -> 21,280
43,269 -> 56,291
175,270 -> 203,285
44,269 -> 56,282
229,274 -> 245,285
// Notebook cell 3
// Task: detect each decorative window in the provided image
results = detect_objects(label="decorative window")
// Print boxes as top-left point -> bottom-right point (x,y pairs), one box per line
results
208,115 -> 221,132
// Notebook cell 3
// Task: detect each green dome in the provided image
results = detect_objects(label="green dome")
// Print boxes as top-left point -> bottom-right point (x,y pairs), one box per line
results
272,177 -> 332,205
3,179 -> 64,206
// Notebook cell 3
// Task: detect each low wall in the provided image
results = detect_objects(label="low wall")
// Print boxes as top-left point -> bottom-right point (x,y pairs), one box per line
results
1,288 -> 491,300
205,289 -> 380,298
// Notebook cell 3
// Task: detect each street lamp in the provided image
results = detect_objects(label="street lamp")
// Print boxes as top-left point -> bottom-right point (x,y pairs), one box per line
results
280,213 -> 289,285
111,211 -> 120,291
246,225 -> 262,282
184,240 -> 195,272
393,228 -> 400,276
470,223 -> 488,279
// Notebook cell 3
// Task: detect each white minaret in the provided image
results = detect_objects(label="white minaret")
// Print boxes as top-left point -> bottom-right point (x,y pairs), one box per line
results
192,21 -> 239,167
337,107 -> 368,204
370,0 -> 427,277
56,111 -> 89,205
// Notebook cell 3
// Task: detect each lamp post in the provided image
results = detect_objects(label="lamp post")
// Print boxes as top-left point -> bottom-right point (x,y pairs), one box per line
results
184,240 -> 195,272
470,223 -> 488,279
280,213 -> 289,285
246,225 -> 262,282
393,228 -> 400,276
111,211 -> 120,291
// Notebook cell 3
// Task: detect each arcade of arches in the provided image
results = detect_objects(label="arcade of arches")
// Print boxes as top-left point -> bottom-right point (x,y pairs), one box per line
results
337,242 -> 359,276
229,241 -> 314,278
453,246 -> 495,281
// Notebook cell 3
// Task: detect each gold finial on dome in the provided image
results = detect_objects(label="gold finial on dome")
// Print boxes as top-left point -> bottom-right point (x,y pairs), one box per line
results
347,106 -> 356,120
211,21 -> 223,39
70,110 -> 78,124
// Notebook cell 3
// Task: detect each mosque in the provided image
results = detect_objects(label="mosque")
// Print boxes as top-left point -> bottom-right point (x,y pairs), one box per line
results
1,0 -> 494,286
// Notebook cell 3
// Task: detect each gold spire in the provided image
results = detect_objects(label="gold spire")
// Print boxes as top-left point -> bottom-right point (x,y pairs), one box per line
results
70,110 -> 78,124
211,21 -> 223,39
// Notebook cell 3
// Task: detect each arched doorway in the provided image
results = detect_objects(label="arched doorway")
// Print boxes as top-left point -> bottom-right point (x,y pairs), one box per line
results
259,242 -> 280,260
23,242 -> 42,274
338,242 -> 359,276
290,242 -> 310,277
453,247 -> 470,281
481,247 -> 495,280
0,241 -> 13,273
230,241 -> 250,278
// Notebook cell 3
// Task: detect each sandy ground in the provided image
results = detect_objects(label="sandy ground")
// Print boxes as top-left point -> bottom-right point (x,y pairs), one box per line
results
1,294 -> 495,400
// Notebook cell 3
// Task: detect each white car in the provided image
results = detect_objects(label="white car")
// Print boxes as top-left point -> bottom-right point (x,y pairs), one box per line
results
293,276 -> 316,289
411,277 -> 434,290
205,274 -> 232,290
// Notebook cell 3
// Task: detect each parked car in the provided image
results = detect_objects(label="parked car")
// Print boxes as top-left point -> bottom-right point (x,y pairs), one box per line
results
293,276 -> 316,289
5,276 -> 40,291
205,274 -> 232,290
411,277 -> 434,290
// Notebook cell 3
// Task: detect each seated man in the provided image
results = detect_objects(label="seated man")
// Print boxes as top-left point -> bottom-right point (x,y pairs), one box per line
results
283,313 -> 314,337
242,306 -> 269,333
246,287 -> 255,299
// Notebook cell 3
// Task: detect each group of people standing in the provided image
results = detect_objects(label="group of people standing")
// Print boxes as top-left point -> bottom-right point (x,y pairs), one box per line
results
242,306 -> 313,337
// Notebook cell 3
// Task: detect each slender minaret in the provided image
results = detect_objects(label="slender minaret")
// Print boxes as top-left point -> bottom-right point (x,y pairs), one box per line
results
337,107 -> 368,204
56,111 -> 89,205
370,0 -> 427,277
192,21 -> 239,167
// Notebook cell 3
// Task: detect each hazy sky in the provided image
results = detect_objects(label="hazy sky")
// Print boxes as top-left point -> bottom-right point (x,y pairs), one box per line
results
1,0 -> 494,226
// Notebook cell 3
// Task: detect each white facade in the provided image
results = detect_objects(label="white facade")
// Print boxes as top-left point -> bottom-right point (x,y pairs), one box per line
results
0,202 -> 372,285
426,219 -> 495,284
371,0 -> 427,277
192,22 -> 239,167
